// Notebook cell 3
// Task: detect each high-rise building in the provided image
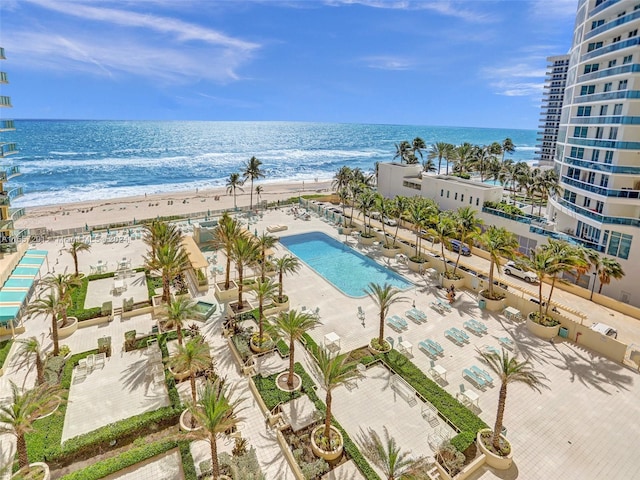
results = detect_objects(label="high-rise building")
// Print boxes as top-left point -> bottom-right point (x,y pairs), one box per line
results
0,47 -> 25,253
535,54 -> 570,166
550,0 -> 640,305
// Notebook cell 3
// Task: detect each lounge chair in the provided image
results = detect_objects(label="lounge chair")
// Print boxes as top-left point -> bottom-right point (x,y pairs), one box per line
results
419,341 -> 437,357
95,352 -> 106,369
386,317 -> 403,331
499,337 -> 515,350
463,368 -> 487,388
471,365 -> 493,385
392,315 -> 408,328
426,339 -> 444,355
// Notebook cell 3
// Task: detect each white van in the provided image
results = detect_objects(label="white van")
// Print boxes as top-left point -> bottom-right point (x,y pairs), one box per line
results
590,323 -> 618,339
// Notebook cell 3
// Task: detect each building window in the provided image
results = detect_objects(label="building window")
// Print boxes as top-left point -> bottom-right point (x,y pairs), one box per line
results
607,232 -> 633,260
584,63 -> 600,73
600,105 -> 608,116
580,85 -> 596,95
604,150 -> 614,164
595,201 -> 604,213
608,59 -> 617,68
595,127 -> 604,139
618,11 -> 627,17
600,174 -> 609,187
612,35 -> 622,43
577,106 -> 592,116
460,194 -> 464,203
603,82 -> 613,92
440,189 -> 443,197
570,146 -> 585,158
587,41 -> 603,51
587,171 -> 596,184
592,149 -> 600,161
629,29 -> 638,38
623,54 -> 633,64
591,19 -> 605,29
618,79 -> 628,90
574,126 -> 588,138
446,190 -> 450,198
469,196 -> 473,204
563,190 -> 577,203
609,127 -> 618,139
583,197 -> 591,208
454,192 -> 458,200
613,103 -> 623,115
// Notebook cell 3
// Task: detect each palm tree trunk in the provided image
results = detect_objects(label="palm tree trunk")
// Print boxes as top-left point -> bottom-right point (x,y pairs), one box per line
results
162,273 -> 170,303
17,433 -> 28,469
190,374 -> 197,429
36,355 -> 45,385
278,270 -> 284,300
437,156 -> 442,174
73,253 -> 79,277
324,391 -> 333,440
249,179 -> 254,211
440,242 -> 448,276
51,313 -> 60,356
258,301 -> 264,342
545,276 -> 557,317
177,324 -> 183,346
288,339 -> 295,387
224,253 -> 231,290
378,311 -> 385,346
237,264 -> 244,306
210,435 -> 220,479
538,281 -> 544,319
492,383 -> 508,451
453,249 -> 462,277
488,260 -> 495,299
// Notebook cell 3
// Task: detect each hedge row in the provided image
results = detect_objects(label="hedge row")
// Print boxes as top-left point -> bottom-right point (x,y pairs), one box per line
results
381,350 -> 487,451
0,339 -> 13,369
252,365 -> 305,411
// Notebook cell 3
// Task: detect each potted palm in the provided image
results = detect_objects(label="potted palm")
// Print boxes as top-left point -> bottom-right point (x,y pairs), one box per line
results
249,279 -> 278,353
211,212 -> 241,303
406,198 -> 436,272
477,226 -> 518,311
310,346 -> 361,461
229,234 -> 259,316
430,213 -> 465,289
366,282 -> 407,354
164,296 -> 199,346
475,348 -> 547,469
272,255 -> 300,310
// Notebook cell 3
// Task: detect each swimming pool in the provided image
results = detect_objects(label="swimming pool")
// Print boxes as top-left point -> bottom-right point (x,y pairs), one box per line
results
279,231 -> 413,297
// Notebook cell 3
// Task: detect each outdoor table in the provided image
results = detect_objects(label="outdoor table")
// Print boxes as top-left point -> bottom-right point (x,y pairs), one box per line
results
463,389 -> 480,406
433,364 -> 447,380
504,306 -> 521,321
324,332 -> 341,349
399,340 -> 413,354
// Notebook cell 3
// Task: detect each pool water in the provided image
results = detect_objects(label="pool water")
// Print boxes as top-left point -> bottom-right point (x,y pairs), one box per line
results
279,231 -> 412,297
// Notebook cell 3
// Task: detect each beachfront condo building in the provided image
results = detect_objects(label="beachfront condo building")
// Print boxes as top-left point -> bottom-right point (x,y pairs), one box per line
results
535,54 -> 570,166
0,47 -> 25,253
549,0 -> 640,306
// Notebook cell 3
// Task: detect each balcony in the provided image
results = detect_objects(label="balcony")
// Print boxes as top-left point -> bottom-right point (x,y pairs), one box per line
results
529,225 -> 606,253
10,208 -> 25,221
589,0 -> 621,18
563,156 -> 640,174
567,137 -> 640,150
0,120 -> 15,132
482,205 -> 550,226
0,165 -> 21,181
585,8 -> 640,40
578,64 -> 640,83
555,196 -> 640,227
571,116 -> 640,125
0,48 -> 4,60
0,219 -> 14,231
562,175 -> 640,199
0,72 -> 7,84
8,187 -> 23,200
574,89 -> 640,103
0,143 -> 18,158
0,96 -> 11,108
581,37 -> 640,62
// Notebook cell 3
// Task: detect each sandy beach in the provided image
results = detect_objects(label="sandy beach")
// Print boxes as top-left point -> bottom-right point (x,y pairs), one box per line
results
14,178 -> 335,232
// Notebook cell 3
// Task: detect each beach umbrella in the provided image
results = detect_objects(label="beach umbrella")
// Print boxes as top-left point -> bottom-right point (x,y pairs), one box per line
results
85,223 -> 88,231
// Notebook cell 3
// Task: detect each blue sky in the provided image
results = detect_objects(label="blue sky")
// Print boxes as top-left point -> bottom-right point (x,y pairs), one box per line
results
1,0 -> 578,129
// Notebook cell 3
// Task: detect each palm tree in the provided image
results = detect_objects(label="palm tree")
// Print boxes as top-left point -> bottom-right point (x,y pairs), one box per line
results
393,141 -> 412,164
16,337 -> 46,385
252,279 -> 278,345
231,234 -> 260,308
390,196 -> 409,247
143,221 -> 183,259
573,246 -> 600,287
243,156 -> 264,211
542,241 -> 586,317
411,137 -> 426,162
212,212 -> 242,290
443,143 -> 457,175
472,145 -> 495,182
375,195 -> 394,248
346,178 -> 364,227
27,292 -> 62,356
66,240 -> 90,277
356,188 -> 377,236
42,273 -> 80,326
476,348 -> 546,452
255,185 -> 264,207
165,296 -> 199,346
428,142 -> 450,175
451,207 -> 482,277
421,158 -> 436,174
0,381 -> 63,470
273,255 -> 301,303
226,172 -> 245,209
186,378 -> 245,479
501,138 -> 515,165
144,242 -> 189,303
454,142 -> 474,175
366,282 -> 408,350
332,166 -> 352,193
406,199 -> 430,259
597,257 -> 625,294
312,346 -> 361,445
270,310 -> 320,388
535,170 -> 561,216
525,246 -> 556,320
477,227 -> 518,300
255,233 -> 276,282
166,337 -> 211,407
428,213 -> 457,277
358,426 -> 428,480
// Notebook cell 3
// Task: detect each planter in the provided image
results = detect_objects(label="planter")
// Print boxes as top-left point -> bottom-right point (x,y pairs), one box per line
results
168,365 -> 191,382
272,295 -> 290,310
12,462 -> 50,480
407,257 -> 428,273
276,372 -> 302,392
368,338 -> 391,355
250,333 -> 274,353
440,273 -> 465,290
57,317 -> 78,339
526,313 -> 560,340
35,395 -> 62,420
477,429 -> 513,470
340,227 -> 354,235
359,235 -> 376,246
381,246 -> 401,258
311,425 -> 344,461
214,280 -> 239,303
478,291 -> 506,312
179,408 -> 202,432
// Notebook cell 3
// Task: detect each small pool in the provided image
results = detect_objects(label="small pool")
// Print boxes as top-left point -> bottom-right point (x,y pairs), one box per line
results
195,301 -> 217,320
280,231 -> 412,297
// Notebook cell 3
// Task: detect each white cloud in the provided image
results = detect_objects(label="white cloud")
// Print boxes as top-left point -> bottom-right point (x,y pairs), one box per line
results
361,55 -> 414,70
482,60 -> 547,97
529,0 -> 579,19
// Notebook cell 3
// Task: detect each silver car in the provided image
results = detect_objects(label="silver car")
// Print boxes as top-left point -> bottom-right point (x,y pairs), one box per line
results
504,261 -> 538,283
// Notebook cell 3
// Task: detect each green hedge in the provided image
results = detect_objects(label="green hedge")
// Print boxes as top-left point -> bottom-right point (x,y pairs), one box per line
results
68,273 -> 116,321
147,274 -> 163,300
276,339 -> 290,357
0,339 -> 13,369
252,365 -> 306,411
381,350 -> 487,451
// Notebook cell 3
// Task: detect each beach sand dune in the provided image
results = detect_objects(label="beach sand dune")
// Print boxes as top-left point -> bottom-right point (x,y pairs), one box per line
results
15,179 -> 334,232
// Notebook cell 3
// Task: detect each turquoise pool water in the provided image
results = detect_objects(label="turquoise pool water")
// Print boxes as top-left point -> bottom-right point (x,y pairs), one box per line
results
279,231 -> 412,297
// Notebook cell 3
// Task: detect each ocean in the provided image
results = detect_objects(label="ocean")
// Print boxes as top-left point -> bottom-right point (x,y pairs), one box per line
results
5,120 -> 537,207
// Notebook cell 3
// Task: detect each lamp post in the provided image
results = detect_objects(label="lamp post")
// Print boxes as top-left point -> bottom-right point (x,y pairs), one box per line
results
590,272 -> 597,301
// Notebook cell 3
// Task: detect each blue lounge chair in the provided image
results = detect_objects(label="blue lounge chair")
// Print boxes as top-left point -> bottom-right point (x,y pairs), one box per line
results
393,315 -> 408,328
471,365 -> 493,384
419,341 -> 437,357
463,368 -> 487,388
426,339 -> 443,355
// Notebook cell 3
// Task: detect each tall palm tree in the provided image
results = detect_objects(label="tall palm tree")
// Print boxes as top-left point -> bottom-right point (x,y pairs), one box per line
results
270,310 -> 320,388
375,195 -> 395,248
525,246 -> 556,320
421,158 -> 437,174
273,255 -> 300,303
144,242 -> 189,303
255,185 -> 264,207
332,166 -> 352,193
535,170 -> 561,216
451,207 -> 482,277
312,346 -> 361,443
66,240 -> 90,277
443,143 -> 457,175
573,246 -> 600,286
186,379 -> 245,479
390,196 -> 409,247
226,172 -> 245,209
42,273 -> 80,326
454,142 -> 474,175
358,426 -> 428,480
166,337 -> 211,407
27,292 -> 62,356
252,279 -> 278,345
0,381 -> 63,470
393,141 -> 412,164
411,137 -> 426,162
16,337 -> 46,385
165,296 -> 199,346
212,212 -> 242,290
406,199 -> 430,259
346,178 -> 364,227
255,233 -> 277,282
428,213 -> 457,277
356,188 -> 377,235
231,234 -> 260,307
428,142 -> 450,175
243,156 -> 264,211
542,240 -> 586,317
477,226 -> 518,300
472,145 -> 495,182
366,282 -> 408,349
476,348 -> 546,452
501,138 -> 515,166
597,257 -> 625,294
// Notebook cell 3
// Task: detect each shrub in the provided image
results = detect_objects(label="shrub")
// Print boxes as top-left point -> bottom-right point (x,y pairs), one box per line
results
0,339 -> 13,369
219,447 -> 264,479
252,368 -> 304,411
101,301 -> 113,316
300,458 -> 329,479
276,339 -> 290,357
436,441 -> 466,476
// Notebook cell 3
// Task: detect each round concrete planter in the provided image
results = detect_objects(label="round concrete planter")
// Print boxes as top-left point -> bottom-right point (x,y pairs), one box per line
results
368,338 -> 391,355
340,227 -> 354,235
168,365 -> 191,382
407,257 -> 428,272
526,313 -> 560,340
276,372 -> 302,392
272,296 -> 290,310
359,234 -> 376,246
441,274 -> 465,290
477,429 -> 513,470
57,317 -> 78,339
12,462 -> 50,480
311,425 -> 344,461
382,246 -> 401,258
478,291 -> 506,312
179,409 -> 203,432
250,333 -> 273,353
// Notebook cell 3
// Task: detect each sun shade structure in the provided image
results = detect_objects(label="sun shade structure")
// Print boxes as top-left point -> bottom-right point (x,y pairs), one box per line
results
0,250 -> 47,327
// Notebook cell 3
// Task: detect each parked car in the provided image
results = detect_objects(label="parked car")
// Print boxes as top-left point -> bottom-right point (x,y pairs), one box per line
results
448,239 -> 471,256
529,298 -> 558,313
504,261 -> 538,283
382,216 -> 397,226
590,322 -> 618,339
